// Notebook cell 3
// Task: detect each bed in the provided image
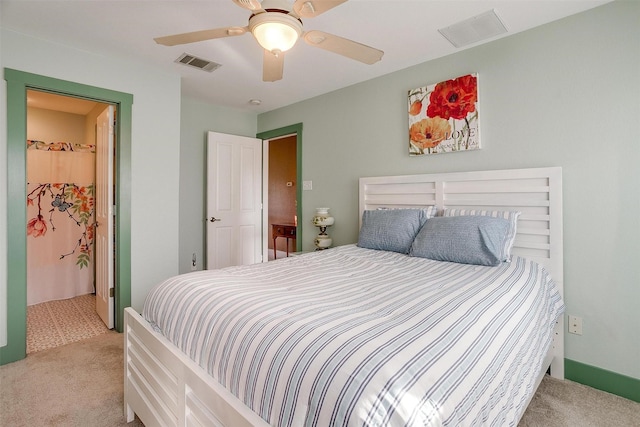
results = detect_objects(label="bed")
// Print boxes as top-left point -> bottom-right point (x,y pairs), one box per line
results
125,167 -> 564,427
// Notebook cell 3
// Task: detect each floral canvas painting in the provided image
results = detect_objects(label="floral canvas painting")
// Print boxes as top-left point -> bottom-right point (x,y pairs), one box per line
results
408,73 -> 480,155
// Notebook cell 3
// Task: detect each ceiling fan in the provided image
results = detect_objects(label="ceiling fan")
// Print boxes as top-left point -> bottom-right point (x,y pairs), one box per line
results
154,0 -> 384,82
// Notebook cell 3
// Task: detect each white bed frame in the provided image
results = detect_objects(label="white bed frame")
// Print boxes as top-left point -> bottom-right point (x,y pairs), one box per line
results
125,167 -> 564,426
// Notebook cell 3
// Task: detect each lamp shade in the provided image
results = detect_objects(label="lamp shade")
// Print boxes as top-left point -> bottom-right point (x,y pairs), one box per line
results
249,13 -> 302,53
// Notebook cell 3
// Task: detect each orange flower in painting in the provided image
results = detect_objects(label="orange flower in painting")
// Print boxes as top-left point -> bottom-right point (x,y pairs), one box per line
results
27,215 -> 47,237
409,100 -> 422,116
87,223 -> 95,241
427,74 -> 477,120
409,117 -> 451,149
73,186 -> 85,197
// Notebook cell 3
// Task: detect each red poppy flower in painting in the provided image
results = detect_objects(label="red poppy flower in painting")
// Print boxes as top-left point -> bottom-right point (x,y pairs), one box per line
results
409,117 -> 452,150
27,215 -> 47,237
427,74 -> 477,120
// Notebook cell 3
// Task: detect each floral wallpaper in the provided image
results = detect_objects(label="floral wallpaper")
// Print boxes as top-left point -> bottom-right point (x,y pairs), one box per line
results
408,73 -> 480,155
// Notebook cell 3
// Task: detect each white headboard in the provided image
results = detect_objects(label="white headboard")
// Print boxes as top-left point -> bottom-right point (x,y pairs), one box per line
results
359,167 -> 563,291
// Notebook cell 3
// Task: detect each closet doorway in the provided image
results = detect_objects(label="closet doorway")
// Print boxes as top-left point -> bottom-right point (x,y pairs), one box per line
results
25,90 -> 114,353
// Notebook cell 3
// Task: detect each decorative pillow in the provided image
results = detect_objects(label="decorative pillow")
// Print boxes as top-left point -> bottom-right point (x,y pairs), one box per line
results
443,208 -> 521,261
409,216 -> 511,266
377,205 -> 438,219
425,205 -> 439,219
357,208 -> 431,254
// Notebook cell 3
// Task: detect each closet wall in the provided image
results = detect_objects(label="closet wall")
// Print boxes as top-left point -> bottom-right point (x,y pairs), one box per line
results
26,103 -> 104,305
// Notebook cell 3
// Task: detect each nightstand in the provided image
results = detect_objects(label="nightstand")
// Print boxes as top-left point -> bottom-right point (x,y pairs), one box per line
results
272,223 -> 296,259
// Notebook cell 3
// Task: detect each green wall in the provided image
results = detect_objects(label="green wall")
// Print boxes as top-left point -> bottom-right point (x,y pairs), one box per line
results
258,1 -> 640,386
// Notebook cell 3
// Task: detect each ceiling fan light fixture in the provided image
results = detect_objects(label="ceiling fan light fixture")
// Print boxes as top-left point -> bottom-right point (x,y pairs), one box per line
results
249,13 -> 303,53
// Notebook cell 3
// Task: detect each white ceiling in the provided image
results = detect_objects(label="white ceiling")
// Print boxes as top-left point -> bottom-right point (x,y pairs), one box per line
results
2,0 -> 610,114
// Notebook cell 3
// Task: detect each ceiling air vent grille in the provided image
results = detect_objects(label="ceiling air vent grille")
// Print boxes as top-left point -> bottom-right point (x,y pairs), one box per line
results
438,10 -> 507,48
175,53 -> 221,72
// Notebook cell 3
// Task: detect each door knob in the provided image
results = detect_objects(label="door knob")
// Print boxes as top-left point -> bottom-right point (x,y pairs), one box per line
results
209,217 -> 221,222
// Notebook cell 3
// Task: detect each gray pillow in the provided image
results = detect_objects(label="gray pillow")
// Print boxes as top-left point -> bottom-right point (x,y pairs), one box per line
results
357,209 -> 429,254
443,208 -> 521,262
409,216 -> 510,266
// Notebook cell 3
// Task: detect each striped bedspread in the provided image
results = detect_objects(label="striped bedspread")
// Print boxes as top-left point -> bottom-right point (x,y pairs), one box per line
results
143,245 -> 564,427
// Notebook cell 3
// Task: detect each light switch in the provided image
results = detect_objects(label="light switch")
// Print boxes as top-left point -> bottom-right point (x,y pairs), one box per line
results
303,181 -> 313,191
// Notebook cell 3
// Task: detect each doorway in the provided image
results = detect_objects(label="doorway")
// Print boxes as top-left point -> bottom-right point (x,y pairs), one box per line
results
267,135 -> 298,260
258,123 -> 303,260
1,68 -> 133,365
25,91 -> 113,353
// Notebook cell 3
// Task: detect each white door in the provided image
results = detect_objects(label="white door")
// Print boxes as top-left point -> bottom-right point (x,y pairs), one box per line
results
207,131 -> 263,269
95,105 -> 114,328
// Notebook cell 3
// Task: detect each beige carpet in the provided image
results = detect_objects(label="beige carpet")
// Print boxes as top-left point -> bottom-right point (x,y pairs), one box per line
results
1,331 -> 639,426
1,331 -> 143,427
27,294 -> 109,353
519,374 -> 640,426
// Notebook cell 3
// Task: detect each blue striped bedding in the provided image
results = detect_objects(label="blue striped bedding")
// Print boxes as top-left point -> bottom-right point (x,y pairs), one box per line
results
143,244 -> 564,426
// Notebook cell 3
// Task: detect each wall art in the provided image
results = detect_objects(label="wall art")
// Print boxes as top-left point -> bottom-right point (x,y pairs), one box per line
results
408,73 -> 480,155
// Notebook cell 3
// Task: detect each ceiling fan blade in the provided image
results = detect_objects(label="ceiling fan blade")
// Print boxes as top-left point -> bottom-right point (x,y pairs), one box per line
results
263,50 -> 284,82
232,0 -> 263,12
293,0 -> 347,18
303,30 -> 383,64
154,26 -> 248,46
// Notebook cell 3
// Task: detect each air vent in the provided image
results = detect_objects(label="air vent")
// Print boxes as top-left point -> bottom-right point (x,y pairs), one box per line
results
175,53 -> 221,72
438,10 -> 507,48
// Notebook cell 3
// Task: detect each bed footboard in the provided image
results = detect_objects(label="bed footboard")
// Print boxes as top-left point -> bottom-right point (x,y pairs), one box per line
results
124,307 -> 269,427
124,310 -> 563,427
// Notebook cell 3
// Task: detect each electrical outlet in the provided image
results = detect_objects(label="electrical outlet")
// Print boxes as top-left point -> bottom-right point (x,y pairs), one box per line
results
568,315 -> 583,335
191,253 -> 197,271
